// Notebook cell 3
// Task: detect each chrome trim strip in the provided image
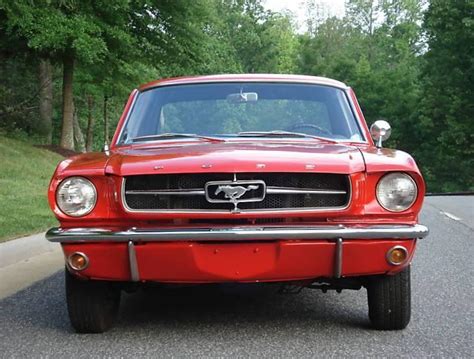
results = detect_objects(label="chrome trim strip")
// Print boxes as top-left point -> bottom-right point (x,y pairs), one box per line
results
125,187 -> 346,196
334,238 -> 343,278
121,176 -> 352,214
127,241 -> 140,282
46,224 -> 429,243
145,78 -> 350,91
266,187 -> 347,195
115,89 -> 139,145
126,189 -> 205,196
345,88 -> 368,142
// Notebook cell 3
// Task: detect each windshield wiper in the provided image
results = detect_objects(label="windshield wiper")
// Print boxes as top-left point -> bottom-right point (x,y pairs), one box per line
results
131,133 -> 226,143
237,131 -> 337,143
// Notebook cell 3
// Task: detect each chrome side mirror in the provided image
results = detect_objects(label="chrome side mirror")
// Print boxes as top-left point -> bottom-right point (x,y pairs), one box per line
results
370,120 -> 391,148
103,142 -> 110,156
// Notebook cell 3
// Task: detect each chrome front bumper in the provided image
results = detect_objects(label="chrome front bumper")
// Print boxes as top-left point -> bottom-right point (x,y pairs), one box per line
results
46,224 -> 429,243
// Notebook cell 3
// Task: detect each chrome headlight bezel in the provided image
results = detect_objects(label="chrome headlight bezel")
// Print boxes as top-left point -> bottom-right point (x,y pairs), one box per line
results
56,177 -> 97,217
376,172 -> 418,212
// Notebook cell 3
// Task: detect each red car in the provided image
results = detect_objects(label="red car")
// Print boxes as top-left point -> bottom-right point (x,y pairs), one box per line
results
47,74 -> 428,333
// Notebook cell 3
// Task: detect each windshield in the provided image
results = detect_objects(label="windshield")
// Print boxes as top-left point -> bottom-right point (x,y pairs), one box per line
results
118,82 -> 364,144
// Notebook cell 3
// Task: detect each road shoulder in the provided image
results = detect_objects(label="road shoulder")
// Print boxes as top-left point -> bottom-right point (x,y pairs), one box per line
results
0,250 -> 63,299
0,232 -> 63,299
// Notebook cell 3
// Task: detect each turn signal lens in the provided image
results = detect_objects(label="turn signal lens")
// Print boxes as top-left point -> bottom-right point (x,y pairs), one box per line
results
68,252 -> 89,271
386,246 -> 408,265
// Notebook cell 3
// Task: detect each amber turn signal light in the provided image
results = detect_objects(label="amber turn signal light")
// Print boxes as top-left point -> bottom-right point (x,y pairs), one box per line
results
68,252 -> 89,271
386,246 -> 408,266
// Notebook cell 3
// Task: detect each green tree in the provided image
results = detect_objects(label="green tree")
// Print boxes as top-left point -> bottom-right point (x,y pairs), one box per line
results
218,0 -> 297,73
299,0 -> 423,147
2,0 -> 138,149
416,0 -> 474,191
1,0 -> 240,150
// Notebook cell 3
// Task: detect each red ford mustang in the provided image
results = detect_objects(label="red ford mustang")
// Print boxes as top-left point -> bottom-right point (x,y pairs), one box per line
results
46,74 -> 428,333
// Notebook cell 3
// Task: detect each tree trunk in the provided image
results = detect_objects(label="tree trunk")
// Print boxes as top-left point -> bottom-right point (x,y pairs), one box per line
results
38,58 -> 53,143
103,95 -> 109,144
73,106 -> 85,153
85,95 -> 95,152
60,56 -> 75,150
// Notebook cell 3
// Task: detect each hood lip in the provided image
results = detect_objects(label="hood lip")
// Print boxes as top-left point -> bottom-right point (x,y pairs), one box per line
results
104,140 -> 366,177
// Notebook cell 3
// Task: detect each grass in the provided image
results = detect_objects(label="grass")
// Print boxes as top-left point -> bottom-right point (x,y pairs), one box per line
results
0,136 -> 63,242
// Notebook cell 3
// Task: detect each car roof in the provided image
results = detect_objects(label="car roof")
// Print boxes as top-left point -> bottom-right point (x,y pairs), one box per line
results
138,74 -> 349,91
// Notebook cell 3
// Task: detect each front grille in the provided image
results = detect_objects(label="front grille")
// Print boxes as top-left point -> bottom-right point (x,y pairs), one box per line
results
123,173 -> 350,212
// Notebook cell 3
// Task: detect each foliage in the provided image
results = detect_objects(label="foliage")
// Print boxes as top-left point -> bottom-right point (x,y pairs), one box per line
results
416,0 -> 474,192
0,0 -> 472,192
298,0 -> 473,192
0,53 -> 41,135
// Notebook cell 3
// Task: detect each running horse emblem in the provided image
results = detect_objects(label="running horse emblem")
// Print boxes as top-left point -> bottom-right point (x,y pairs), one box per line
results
215,185 -> 259,202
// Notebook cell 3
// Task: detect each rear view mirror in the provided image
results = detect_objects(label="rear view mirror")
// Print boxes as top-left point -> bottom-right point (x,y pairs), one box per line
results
226,92 -> 258,103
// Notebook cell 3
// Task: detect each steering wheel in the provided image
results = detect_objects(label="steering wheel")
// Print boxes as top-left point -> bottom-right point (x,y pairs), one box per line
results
286,123 -> 332,136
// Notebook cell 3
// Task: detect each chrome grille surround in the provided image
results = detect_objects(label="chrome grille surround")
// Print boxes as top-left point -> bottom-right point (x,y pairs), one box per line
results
122,173 -> 351,213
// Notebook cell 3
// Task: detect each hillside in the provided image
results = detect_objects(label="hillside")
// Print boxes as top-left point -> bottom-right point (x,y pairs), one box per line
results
0,137 -> 63,241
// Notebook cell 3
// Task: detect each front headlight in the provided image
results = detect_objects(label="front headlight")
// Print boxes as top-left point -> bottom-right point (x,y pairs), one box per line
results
56,177 -> 97,217
376,173 -> 417,212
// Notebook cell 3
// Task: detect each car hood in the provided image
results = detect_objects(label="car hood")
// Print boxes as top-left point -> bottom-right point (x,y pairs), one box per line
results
358,147 -> 421,173
104,141 -> 366,176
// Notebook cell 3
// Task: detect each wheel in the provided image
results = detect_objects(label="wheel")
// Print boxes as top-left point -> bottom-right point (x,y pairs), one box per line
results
367,266 -> 411,330
65,268 -> 121,333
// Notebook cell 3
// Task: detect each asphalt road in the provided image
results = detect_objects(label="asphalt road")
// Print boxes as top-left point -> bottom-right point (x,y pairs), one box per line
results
1,197 -> 472,358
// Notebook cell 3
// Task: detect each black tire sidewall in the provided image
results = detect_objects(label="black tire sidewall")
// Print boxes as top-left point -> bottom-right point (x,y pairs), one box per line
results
367,266 -> 411,330
65,268 -> 121,333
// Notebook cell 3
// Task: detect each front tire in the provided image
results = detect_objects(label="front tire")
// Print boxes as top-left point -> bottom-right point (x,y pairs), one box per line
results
65,269 -> 121,333
367,266 -> 411,330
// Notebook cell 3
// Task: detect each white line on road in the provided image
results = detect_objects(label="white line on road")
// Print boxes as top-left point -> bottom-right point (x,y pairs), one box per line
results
440,211 -> 462,221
